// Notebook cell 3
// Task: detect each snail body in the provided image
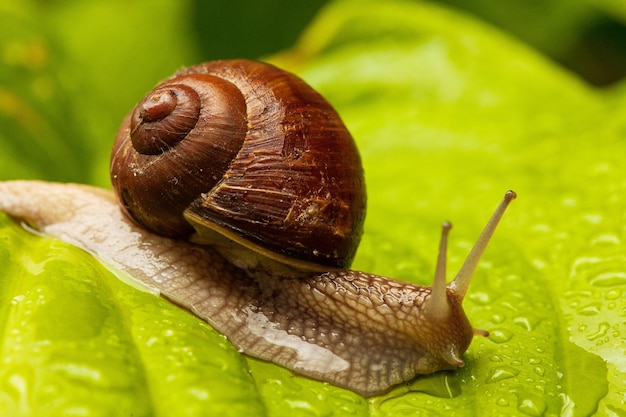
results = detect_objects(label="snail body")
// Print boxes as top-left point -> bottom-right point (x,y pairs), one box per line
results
0,60 -> 516,397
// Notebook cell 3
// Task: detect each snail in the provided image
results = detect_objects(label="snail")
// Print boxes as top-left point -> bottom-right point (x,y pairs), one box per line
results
0,60 -> 516,398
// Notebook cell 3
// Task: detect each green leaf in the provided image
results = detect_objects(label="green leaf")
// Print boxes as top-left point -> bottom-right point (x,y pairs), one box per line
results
0,212 -> 262,416
1,0 -> 625,415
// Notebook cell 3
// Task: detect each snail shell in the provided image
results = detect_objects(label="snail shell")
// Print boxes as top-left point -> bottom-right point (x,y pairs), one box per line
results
110,59 -> 366,270
0,60 -> 517,397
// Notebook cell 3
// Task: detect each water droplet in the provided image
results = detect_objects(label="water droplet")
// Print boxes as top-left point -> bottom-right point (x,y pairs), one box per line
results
516,393 -> 547,416
513,315 -> 540,331
10,294 -> 25,305
489,329 -> 513,343
582,213 -> 603,224
576,302 -> 601,316
586,322 -> 610,341
50,363 -> 103,384
589,272 -> 626,287
496,397 -> 509,407
531,258 -> 546,270
468,291 -> 490,305
2,365 -> 34,411
189,388 -> 209,400
406,373 -> 461,398
528,357 -> 542,365
489,354 -> 506,362
533,366 -> 545,377
606,289 -> 621,300
590,234 -> 621,246
562,197 -> 577,207
486,366 -> 520,383
490,313 -> 506,324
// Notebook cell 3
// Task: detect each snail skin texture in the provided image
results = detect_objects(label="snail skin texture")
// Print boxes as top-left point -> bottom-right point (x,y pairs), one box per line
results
0,60 -> 516,397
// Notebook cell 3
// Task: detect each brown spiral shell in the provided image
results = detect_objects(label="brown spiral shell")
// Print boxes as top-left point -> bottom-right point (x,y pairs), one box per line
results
110,60 -> 366,269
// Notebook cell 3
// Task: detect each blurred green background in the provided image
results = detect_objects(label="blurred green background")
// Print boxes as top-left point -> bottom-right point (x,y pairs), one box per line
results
1,0 -> 625,186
